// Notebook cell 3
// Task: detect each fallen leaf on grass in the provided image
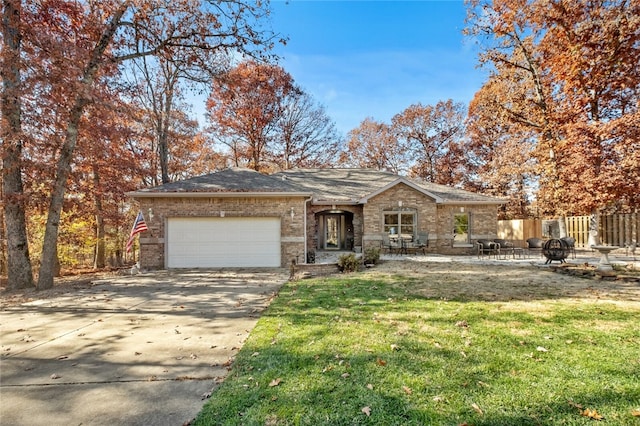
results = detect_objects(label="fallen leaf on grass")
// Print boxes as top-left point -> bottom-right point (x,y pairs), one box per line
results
631,409 -> 640,417
471,403 -> 483,415
581,408 -> 604,420
366,383 -> 374,390
361,406 -> 371,417
269,378 -> 282,387
376,358 -> 387,366
341,373 -> 350,379
536,346 -> 548,352
402,386 -> 412,395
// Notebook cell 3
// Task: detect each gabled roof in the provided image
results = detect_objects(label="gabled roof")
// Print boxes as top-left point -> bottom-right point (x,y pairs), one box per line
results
272,168 -> 400,203
127,167 -> 504,205
273,168 -> 504,205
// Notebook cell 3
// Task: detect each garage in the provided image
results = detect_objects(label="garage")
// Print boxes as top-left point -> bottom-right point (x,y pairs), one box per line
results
166,217 -> 281,268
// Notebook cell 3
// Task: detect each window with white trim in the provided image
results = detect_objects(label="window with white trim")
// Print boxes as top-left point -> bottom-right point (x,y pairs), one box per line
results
383,208 -> 416,240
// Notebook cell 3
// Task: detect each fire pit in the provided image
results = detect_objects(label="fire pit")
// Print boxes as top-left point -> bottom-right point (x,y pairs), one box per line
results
543,239 -> 568,264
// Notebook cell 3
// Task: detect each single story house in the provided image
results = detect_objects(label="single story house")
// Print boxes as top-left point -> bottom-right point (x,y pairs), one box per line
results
127,168 -> 504,269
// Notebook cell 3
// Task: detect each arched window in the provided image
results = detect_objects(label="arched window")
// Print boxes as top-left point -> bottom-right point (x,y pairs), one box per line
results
383,207 -> 416,240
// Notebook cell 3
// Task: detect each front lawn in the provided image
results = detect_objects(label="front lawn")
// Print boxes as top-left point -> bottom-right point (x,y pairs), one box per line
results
193,262 -> 640,425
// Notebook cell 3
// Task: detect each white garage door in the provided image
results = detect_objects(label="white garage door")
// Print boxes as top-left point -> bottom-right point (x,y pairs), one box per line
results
167,217 -> 281,268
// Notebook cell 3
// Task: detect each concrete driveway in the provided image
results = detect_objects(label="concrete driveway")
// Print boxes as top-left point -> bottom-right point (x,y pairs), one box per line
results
0,269 -> 288,426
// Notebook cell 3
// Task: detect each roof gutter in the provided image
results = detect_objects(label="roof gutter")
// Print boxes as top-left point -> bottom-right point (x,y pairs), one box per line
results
439,200 -> 506,206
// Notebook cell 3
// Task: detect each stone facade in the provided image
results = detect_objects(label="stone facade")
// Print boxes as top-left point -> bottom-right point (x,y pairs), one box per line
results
136,195 -> 307,269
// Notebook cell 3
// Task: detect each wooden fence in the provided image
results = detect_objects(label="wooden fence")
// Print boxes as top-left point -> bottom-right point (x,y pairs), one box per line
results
499,213 -> 639,249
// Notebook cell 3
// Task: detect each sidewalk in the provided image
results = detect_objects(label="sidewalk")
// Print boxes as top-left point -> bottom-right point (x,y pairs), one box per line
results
316,247 -> 639,269
0,269 -> 288,426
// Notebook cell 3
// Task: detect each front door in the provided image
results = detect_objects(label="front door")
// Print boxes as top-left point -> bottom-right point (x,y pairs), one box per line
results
324,215 -> 341,250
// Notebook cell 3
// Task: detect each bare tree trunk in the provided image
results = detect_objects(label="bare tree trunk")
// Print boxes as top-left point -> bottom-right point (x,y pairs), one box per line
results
93,167 -> 105,269
37,4 -> 127,290
38,103 -> 86,289
158,85 -> 174,184
0,202 -> 7,276
2,0 -> 34,289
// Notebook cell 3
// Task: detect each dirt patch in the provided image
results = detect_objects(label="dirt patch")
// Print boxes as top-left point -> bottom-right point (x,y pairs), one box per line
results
361,260 -> 640,304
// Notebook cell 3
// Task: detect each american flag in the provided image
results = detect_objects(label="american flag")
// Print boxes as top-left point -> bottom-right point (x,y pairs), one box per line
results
126,211 -> 148,253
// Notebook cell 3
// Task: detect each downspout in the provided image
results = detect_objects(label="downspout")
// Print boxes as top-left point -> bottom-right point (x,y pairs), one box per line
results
304,196 -> 313,263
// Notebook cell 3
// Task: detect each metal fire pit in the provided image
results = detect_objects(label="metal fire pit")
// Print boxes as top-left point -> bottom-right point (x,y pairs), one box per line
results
543,239 -> 568,264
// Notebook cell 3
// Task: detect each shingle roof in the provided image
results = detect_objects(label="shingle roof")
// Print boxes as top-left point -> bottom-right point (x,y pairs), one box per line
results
273,168 -> 400,202
273,168 -> 504,205
130,167 -> 305,194
128,167 -> 504,205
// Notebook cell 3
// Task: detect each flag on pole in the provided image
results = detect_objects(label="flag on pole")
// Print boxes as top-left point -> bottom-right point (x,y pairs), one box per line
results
126,211 -> 148,253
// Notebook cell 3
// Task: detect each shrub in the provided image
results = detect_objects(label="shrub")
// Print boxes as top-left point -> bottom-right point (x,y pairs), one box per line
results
337,253 -> 359,273
363,247 -> 380,265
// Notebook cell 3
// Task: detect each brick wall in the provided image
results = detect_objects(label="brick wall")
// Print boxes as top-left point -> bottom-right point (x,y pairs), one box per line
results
360,183 -> 499,255
305,204 -> 364,255
135,196 -> 307,269
436,204 -> 499,254
362,183 -> 437,252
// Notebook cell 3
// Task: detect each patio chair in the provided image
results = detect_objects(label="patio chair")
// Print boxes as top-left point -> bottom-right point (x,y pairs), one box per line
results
476,239 -> 500,259
494,238 -> 515,259
560,236 -> 576,259
414,231 -> 429,254
526,237 -> 544,257
381,234 -> 399,255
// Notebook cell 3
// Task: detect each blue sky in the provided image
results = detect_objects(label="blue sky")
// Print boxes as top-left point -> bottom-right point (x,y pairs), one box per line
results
269,0 -> 488,136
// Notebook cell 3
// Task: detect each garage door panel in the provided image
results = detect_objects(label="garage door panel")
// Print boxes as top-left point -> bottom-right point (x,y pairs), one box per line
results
167,217 -> 281,268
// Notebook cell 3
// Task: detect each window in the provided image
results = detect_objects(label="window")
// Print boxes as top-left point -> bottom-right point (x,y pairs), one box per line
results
384,208 -> 416,240
453,212 -> 469,245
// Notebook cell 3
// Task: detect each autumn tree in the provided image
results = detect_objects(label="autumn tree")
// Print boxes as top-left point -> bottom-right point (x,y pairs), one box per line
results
126,41 -> 228,184
341,118 -> 408,174
207,60 -> 297,171
2,1 -> 279,290
1,0 -> 34,288
207,60 -> 340,172
274,90 -> 341,169
392,100 -> 468,186
466,0 -> 640,218
466,78 -> 536,218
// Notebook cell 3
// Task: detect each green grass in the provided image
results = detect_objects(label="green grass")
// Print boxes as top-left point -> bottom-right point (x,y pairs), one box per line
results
193,272 -> 640,425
